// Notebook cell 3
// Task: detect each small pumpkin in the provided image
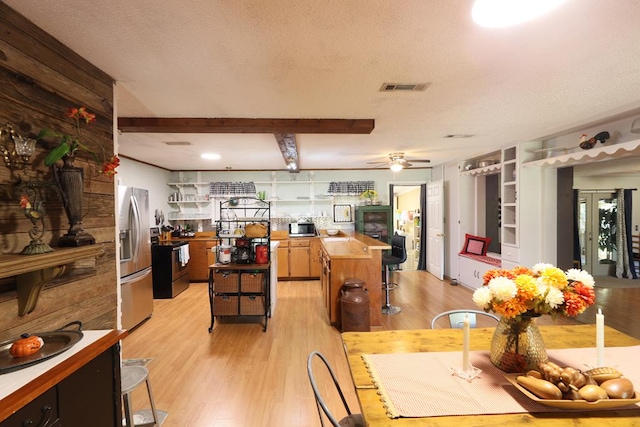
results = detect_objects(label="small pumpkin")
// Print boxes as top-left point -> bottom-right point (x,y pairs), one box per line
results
9,334 -> 44,358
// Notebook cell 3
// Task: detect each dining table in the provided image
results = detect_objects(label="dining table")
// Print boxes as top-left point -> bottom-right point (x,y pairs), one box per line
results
341,324 -> 640,426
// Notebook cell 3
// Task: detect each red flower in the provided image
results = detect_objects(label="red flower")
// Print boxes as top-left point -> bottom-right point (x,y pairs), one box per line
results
563,292 -> 587,317
572,282 -> 596,306
66,106 -> 96,124
100,155 -> 120,178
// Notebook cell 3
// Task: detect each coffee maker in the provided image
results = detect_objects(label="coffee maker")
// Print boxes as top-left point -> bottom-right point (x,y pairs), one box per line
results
235,238 -> 251,264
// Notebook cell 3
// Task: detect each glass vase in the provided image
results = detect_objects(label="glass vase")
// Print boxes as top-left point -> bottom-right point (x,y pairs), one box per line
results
490,315 -> 548,373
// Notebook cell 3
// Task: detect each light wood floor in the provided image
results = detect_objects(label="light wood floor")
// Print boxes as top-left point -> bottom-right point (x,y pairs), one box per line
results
121,271 -> 640,426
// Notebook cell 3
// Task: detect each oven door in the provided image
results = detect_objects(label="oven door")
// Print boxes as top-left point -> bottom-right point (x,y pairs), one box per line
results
171,246 -> 189,281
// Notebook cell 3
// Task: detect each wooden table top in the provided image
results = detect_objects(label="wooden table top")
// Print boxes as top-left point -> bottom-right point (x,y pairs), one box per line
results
341,325 -> 640,426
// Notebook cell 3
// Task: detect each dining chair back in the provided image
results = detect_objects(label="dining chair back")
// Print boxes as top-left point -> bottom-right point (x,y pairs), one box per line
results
307,351 -> 365,427
431,309 -> 500,329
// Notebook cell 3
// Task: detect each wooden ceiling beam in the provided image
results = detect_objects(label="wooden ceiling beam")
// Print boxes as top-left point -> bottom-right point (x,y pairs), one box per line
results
117,117 -> 375,134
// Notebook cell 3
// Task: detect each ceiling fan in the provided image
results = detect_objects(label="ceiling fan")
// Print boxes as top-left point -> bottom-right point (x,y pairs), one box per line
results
367,152 -> 431,172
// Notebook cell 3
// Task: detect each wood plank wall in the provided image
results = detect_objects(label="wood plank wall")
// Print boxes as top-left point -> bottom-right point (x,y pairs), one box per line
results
0,3 -> 117,340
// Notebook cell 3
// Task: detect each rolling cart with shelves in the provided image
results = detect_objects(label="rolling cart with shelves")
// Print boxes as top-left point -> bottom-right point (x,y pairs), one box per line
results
208,197 -> 271,332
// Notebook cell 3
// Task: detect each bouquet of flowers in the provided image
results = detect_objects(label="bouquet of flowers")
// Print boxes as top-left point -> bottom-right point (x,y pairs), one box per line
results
40,106 -> 119,178
472,263 -> 596,320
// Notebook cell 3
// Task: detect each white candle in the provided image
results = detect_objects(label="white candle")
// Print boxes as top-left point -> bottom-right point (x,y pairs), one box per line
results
462,313 -> 470,371
596,308 -> 605,367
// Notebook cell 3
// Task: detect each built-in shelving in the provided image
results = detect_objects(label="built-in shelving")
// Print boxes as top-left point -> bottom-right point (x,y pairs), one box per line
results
521,139 -> 640,169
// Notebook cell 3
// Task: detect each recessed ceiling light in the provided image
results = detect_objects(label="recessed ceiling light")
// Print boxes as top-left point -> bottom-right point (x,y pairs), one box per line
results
472,0 -> 565,28
201,153 -> 221,160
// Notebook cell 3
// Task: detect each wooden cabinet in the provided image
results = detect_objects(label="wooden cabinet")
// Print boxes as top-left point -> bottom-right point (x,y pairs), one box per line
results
289,239 -> 311,277
320,235 -> 385,328
276,240 -> 289,277
0,331 -> 124,427
310,238 -> 322,277
189,239 -> 219,281
355,205 -> 393,243
276,238 -> 322,279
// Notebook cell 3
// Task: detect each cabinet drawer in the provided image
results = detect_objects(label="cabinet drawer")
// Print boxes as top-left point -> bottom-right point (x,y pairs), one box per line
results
501,245 -> 519,262
290,239 -> 310,247
1,386 -> 59,427
240,295 -> 265,315
213,295 -> 238,315
213,272 -> 239,293
240,272 -> 264,292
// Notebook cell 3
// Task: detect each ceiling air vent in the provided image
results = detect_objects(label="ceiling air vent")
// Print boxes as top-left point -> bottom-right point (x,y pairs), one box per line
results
380,82 -> 430,92
164,141 -> 191,146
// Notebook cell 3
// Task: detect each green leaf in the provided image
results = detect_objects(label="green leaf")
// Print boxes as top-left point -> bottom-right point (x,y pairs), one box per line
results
44,142 -> 71,166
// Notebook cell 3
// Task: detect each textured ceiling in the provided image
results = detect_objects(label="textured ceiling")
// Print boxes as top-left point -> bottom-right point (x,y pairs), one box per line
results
5,0 -> 640,171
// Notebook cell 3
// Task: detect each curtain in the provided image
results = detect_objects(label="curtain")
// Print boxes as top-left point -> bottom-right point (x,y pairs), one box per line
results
623,189 -> 638,279
417,184 -> 427,271
615,189 -> 636,279
572,190 -> 582,269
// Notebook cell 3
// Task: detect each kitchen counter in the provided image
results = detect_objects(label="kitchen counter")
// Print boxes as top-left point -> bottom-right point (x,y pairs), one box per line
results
1,329 -> 127,423
318,231 -> 390,328
319,230 -> 390,259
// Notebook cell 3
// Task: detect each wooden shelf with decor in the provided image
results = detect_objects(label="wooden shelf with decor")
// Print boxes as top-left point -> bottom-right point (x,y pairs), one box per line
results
0,245 -> 105,316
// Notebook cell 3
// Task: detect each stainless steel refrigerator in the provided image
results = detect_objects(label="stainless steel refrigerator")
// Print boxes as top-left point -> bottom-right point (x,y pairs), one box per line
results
118,186 -> 153,330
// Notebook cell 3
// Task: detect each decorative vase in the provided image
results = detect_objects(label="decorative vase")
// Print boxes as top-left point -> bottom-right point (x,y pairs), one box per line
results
490,314 -> 548,373
53,156 -> 95,246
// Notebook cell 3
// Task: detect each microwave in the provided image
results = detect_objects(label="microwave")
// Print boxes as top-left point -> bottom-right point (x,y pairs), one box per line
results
289,222 -> 316,237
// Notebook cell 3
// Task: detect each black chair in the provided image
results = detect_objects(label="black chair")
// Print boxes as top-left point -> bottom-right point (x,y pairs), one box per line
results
307,351 -> 364,427
381,234 -> 407,315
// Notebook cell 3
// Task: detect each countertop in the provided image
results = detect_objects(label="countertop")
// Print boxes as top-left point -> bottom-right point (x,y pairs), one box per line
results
319,230 -> 390,259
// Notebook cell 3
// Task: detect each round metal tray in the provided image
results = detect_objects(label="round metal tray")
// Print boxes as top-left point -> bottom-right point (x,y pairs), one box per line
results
0,321 -> 83,374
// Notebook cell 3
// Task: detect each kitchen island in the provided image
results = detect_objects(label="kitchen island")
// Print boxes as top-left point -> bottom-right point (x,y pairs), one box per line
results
318,230 -> 390,328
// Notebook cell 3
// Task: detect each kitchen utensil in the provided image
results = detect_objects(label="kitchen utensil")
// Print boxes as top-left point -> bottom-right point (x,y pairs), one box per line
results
236,246 -> 251,264
217,245 -> 232,264
255,245 -> 269,264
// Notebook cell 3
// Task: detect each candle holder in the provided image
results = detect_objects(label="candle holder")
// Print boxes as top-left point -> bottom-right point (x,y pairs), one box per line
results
452,364 -> 482,382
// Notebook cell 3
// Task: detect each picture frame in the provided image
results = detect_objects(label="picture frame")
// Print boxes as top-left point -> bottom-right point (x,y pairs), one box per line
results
333,204 -> 353,223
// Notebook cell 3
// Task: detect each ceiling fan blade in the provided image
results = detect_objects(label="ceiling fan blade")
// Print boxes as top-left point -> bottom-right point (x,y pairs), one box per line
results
366,161 -> 388,165
408,159 -> 431,163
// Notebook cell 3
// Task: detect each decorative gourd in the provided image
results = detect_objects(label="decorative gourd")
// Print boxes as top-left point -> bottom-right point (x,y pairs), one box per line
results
9,334 -> 44,358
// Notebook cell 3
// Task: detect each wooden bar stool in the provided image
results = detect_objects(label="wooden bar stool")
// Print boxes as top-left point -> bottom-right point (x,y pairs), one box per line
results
121,365 -> 167,426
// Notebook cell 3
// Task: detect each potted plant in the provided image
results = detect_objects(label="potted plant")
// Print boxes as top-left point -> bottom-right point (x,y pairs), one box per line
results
360,189 -> 378,205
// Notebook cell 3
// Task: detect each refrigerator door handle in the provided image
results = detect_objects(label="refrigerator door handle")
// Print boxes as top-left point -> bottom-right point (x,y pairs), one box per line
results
130,194 -> 141,262
121,267 -> 152,285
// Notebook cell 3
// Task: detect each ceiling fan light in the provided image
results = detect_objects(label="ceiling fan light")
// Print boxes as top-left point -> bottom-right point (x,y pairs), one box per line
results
390,163 -> 404,172
472,0 -> 565,27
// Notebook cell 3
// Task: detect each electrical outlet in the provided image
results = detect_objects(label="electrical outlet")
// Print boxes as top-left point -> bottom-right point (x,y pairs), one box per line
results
636,224 -> 639,231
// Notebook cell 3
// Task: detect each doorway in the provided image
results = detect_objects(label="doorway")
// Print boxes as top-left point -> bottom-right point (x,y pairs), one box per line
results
578,191 -> 617,276
390,184 -> 425,271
